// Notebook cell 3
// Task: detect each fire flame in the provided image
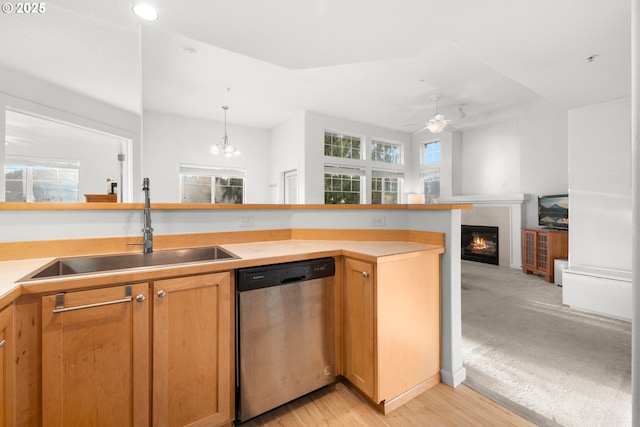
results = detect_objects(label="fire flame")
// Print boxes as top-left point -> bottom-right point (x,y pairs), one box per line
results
471,235 -> 488,250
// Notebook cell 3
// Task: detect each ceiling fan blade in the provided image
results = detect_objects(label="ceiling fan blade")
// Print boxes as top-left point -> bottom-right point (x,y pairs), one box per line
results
5,135 -> 35,146
412,125 -> 429,136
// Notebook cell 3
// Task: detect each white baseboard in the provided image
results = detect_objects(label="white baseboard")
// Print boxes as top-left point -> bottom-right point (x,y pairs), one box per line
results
562,269 -> 631,321
440,366 -> 467,387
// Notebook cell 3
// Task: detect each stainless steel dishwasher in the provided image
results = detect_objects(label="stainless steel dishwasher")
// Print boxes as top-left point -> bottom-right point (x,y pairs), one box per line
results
235,257 -> 336,423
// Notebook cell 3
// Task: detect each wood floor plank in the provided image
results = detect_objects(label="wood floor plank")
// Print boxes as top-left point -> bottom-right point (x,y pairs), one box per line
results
242,381 -> 536,427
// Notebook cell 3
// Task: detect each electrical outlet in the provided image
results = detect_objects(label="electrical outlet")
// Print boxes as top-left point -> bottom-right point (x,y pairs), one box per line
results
239,216 -> 254,227
371,216 -> 386,227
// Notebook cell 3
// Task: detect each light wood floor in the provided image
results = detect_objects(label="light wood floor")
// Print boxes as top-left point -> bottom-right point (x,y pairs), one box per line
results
241,381 -> 536,427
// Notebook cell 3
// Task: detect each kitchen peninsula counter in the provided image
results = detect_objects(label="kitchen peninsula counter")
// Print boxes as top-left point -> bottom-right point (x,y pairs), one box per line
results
0,239 -> 443,307
1,202 -> 469,398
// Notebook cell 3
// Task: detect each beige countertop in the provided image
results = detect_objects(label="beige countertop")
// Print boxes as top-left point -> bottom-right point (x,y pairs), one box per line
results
0,240 -> 443,308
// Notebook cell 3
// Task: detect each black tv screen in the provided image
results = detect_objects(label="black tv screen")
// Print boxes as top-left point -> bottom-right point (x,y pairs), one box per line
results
538,194 -> 569,229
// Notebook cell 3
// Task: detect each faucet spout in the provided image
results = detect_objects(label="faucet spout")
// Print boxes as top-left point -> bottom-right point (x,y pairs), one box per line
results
142,178 -> 153,253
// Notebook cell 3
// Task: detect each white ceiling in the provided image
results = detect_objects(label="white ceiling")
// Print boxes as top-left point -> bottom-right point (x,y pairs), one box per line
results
0,0 -> 631,134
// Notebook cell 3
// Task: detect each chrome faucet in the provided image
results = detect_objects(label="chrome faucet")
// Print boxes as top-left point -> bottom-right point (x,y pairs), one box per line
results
142,178 -> 153,253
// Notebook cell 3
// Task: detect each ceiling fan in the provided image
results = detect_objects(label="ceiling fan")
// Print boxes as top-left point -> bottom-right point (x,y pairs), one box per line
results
411,94 -> 451,135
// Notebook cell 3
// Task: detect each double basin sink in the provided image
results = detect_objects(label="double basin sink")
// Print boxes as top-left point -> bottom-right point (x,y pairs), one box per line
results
21,246 -> 239,281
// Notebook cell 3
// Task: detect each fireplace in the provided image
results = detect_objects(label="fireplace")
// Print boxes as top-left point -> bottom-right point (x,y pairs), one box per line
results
461,225 -> 499,265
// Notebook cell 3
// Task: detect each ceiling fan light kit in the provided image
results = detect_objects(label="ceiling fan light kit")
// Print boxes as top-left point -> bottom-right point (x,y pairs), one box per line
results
411,94 -> 452,134
132,1 -> 159,21
426,121 -> 448,133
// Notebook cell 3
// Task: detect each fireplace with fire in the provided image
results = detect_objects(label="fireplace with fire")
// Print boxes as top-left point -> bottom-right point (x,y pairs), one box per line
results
461,225 -> 499,265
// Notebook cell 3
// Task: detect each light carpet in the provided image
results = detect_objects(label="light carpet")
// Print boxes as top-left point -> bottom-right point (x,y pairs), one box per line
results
461,261 -> 631,427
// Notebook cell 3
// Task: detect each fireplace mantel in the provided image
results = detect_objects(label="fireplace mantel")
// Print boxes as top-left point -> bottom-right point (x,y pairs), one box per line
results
437,194 -> 529,205
438,194 -> 529,269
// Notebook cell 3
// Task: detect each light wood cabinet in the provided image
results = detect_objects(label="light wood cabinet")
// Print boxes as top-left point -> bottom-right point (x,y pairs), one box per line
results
39,272 -> 234,427
342,258 -> 375,398
152,272 -> 234,427
522,228 -> 568,283
342,251 -> 441,413
0,304 -> 14,427
41,283 -> 150,427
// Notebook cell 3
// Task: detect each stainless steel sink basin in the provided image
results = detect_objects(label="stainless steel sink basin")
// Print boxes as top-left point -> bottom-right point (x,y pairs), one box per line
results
21,246 -> 239,281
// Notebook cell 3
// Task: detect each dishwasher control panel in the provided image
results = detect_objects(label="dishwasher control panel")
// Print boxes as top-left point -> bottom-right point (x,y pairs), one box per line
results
236,257 -> 335,292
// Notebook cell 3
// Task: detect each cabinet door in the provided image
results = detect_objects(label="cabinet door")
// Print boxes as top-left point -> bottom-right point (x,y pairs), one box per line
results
342,258 -> 375,399
41,283 -> 150,427
523,229 -> 538,270
376,252 -> 440,403
153,272 -> 233,427
0,305 -> 13,427
536,231 -> 550,273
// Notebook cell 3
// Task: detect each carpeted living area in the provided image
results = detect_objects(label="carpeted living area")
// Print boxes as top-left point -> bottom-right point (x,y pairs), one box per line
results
461,260 -> 631,427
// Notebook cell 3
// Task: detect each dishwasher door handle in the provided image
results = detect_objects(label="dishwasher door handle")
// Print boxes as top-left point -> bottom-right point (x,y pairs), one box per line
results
280,275 -> 307,284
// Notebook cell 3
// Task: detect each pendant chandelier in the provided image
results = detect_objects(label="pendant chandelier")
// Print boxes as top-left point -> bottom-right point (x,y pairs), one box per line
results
210,106 -> 240,157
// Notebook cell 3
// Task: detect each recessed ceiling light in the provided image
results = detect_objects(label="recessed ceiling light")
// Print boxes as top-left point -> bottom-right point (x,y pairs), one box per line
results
132,3 -> 158,21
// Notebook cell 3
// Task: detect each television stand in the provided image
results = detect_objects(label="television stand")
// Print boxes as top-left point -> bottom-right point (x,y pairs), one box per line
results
522,227 -> 568,283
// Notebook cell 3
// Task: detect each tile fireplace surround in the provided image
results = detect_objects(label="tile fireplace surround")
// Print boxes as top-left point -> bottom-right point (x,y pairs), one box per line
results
438,194 -> 528,269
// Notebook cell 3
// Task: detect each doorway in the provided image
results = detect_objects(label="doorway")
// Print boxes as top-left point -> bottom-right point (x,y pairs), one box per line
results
284,169 -> 298,204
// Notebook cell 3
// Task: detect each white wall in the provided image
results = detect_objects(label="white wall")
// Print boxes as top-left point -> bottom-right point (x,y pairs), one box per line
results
563,97 -> 632,320
455,98 -> 569,228
568,98 -> 632,272
143,111 -> 271,203
519,98 -> 569,228
269,112 -> 306,203
459,118 -> 520,195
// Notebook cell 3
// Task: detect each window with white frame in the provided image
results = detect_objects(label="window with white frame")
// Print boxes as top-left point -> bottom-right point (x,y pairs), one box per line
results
5,156 -> 79,202
371,140 -> 401,164
422,169 -> 440,203
371,170 -> 403,204
324,165 -> 364,204
179,164 -> 245,204
422,140 -> 441,164
324,131 -> 362,160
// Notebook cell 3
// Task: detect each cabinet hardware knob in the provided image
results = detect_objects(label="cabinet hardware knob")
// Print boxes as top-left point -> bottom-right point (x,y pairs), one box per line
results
362,271 -> 369,278
157,289 -> 166,298
135,294 -> 146,302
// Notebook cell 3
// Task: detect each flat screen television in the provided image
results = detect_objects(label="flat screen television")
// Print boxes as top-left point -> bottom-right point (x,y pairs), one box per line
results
538,194 -> 569,229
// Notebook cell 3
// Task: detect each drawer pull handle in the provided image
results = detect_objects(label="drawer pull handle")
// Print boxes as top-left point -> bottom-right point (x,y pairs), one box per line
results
0,340 -> 5,349
53,285 -> 132,313
157,289 -> 166,298
361,271 -> 369,278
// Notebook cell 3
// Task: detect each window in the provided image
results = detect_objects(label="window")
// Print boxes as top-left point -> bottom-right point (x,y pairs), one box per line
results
371,140 -> 400,164
324,131 -> 362,160
371,170 -> 403,204
324,166 -> 363,204
422,141 -> 441,163
5,157 -> 79,202
180,165 -> 245,204
422,170 -> 440,204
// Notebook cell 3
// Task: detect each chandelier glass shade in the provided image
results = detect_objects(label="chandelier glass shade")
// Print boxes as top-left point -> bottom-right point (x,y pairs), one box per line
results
210,106 -> 240,157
